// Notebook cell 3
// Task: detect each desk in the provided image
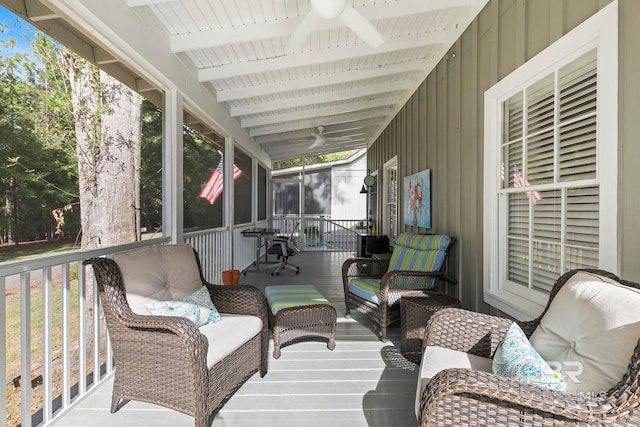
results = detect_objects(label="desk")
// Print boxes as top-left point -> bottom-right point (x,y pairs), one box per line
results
241,228 -> 280,274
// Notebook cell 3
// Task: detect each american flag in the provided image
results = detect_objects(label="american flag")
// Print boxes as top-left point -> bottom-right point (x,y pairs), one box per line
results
199,153 -> 242,205
513,165 -> 542,204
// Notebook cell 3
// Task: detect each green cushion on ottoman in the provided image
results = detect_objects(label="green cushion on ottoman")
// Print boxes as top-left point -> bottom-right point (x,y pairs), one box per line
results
265,284 -> 331,315
264,284 -> 336,359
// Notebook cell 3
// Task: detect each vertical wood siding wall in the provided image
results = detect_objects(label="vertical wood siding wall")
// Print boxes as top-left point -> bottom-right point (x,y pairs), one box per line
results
367,0 -> 627,314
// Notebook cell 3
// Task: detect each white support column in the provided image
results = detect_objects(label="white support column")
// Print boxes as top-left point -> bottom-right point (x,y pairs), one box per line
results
253,157 -> 257,223
224,136 -> 234,228
224,136 -> 235,270
163,88 -> 184,244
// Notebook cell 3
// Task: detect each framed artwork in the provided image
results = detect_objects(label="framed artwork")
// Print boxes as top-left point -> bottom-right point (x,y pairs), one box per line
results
404,169 -> 431,228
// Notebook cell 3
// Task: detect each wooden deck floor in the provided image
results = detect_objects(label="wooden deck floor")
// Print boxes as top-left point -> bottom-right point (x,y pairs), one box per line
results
52,251 -> 419,427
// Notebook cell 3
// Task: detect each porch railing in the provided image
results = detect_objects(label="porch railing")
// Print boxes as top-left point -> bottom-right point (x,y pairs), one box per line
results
0,226 -> 263,427
272,215 -> 361,253
0,219 -> 356,427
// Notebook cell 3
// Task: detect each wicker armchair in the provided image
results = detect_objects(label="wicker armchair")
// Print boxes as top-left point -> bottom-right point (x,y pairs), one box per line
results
417,269 -> 640,427
342,232 -> 456,341
84,244 -> 269,427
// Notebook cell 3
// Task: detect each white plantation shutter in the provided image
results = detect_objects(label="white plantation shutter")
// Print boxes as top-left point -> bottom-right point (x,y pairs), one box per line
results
499,49 -> 599,296
485,4 -> 617,320
526,74 -> 555,135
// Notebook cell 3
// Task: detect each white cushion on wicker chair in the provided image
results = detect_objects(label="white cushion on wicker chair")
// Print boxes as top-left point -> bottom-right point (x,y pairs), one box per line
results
113,244 -> 203,315
530,271 -> 640,393
415,346 -> 492,419
200,314 -> 263,369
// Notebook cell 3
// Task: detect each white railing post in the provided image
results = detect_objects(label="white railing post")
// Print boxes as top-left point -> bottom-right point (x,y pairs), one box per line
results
1,277 -> 6,427
93,271 -> 101,382
61,264 -> 70,408
77,261 -> 86,394
42,267 -> 53,424
19,273 -> 32,427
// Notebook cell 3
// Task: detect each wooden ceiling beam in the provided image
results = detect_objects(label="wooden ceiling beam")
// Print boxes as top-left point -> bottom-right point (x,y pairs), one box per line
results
199,32 -> 444,81
222,60 -> 424,104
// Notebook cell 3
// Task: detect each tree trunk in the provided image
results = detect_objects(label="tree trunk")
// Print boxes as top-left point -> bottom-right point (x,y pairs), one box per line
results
65,53 -> 142,376
66,60 -> 142,250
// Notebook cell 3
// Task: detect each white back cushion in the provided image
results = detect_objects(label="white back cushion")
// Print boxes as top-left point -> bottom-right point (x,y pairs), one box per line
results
113,244 -> 203,315
530,271 -> 640,393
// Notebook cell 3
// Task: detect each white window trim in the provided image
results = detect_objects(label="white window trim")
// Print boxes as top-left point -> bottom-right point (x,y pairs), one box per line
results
483,1 -> 618,320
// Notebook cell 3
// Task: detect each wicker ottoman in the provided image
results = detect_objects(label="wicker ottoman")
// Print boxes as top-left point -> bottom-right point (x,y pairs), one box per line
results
400,290 -> 461,363
265,285 -> 337,359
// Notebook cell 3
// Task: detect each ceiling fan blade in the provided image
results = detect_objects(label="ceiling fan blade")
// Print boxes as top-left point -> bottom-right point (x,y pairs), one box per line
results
309,134 -> 327,148
286,10 -> 321,53
326,136 -> 353,143
339,5 -> 384,48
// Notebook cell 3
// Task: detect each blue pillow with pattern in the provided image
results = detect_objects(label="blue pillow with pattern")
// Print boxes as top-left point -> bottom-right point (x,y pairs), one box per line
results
493,322 -> 566,391
145,286 -> 221,326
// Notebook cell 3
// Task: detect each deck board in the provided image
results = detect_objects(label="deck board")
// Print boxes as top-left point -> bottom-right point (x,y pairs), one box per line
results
51,251 -> 419,427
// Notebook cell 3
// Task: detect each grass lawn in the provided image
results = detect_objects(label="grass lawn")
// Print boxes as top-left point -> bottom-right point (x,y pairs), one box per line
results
0,239 -> 80,265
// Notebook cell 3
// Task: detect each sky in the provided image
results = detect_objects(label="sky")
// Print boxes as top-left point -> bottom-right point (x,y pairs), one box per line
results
0,5 -> 39,57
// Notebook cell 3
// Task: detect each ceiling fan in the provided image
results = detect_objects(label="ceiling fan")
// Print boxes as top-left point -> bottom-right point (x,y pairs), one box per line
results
286,0 -> 385,52
307,126 -> 352,149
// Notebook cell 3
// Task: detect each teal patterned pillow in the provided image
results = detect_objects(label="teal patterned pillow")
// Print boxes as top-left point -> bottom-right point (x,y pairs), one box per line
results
145,286 -> 221,326
493,322 -> 566,391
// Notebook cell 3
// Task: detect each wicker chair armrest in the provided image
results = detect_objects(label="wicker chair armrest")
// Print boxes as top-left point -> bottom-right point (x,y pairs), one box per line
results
420,368 -> 609,425
342,257 -> 390,278
206,283 -> 269,376
113,311 -> 209,371
206,283 -> 268,316
341,257 -> 390,291
381,270 -> 457,288
423,308 -> 513,358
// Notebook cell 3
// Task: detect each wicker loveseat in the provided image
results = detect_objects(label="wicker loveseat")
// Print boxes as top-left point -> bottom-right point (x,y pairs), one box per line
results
416,269 -> 640,426
342,232 -> 456,341
84,244 -> 269,427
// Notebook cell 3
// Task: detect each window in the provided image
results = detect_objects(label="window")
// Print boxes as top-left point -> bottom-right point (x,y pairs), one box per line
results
182,117 -> 224,231
257,164 -> 267,221
234,148 -> 253,225
273,180 -> 301,215
483,3 -> 617,320
304,170 -> 331,214
383,157 -> 398,239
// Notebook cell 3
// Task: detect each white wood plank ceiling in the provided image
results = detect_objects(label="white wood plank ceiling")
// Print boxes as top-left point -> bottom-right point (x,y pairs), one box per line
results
128,0 -> 489,161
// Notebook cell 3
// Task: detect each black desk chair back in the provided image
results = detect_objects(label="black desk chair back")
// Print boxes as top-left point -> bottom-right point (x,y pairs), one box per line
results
265,223 -> 300,275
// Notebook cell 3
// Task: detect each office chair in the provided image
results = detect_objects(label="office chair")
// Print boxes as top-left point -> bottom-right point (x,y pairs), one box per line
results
266,223 -> 300,275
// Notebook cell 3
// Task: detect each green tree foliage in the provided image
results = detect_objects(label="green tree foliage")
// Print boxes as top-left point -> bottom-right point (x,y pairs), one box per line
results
0,34 -> 79,244
272,150 -> 359,170
139,100 -> 163,232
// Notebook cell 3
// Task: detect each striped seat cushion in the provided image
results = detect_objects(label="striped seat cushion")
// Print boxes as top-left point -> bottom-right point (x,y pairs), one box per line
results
348,278 -> 402,306
387,233 -> 451,290
265,285 -> 332,315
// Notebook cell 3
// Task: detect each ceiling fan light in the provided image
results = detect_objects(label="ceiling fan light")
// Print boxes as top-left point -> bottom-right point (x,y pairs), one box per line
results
311,0 -> 346,20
